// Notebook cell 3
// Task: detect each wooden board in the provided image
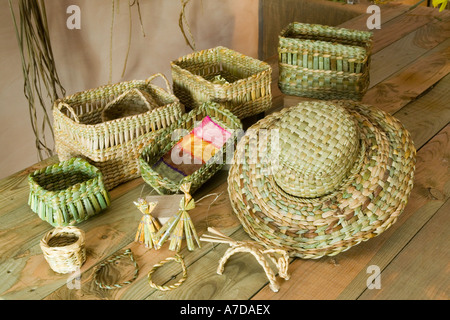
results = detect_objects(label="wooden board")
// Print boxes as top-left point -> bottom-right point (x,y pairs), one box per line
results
358,199 -> 450,300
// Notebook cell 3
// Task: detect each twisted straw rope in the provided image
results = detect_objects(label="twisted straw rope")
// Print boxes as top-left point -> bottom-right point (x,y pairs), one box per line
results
148,254 -> 188,291
200,228 -> 290,293
94,249 -> 139,290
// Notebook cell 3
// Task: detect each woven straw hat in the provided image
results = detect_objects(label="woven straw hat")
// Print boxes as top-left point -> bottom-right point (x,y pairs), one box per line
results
228,100 -> 416,259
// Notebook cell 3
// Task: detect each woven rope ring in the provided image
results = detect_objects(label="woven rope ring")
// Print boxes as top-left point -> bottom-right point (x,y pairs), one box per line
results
93,249 -> 139,290
147,254 -> 187,291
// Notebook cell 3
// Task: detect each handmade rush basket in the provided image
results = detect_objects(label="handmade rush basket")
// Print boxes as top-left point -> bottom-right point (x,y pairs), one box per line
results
53,74 -> 183,190
171,46 -> 272,119
228,100 -> 416,259
28,158 -> 110,227
40,226 -> 86,274
278,23 -> 373,100
139,102 -> 242,195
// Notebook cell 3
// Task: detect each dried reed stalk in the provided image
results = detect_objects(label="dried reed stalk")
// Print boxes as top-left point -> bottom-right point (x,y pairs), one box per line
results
179,0 -> 196,51
9,0 -> 66,160
109,0 -> 146,83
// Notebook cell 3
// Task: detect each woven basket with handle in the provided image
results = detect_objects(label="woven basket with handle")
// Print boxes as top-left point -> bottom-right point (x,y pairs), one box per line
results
53,74 -> 183,190
278,23 -> 373,100
171,46 -> 272,119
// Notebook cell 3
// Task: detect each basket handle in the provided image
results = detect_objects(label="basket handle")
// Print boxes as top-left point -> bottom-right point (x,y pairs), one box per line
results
100,89 -> 158,122
57,102 -> 80,123
145,73 -> 172,94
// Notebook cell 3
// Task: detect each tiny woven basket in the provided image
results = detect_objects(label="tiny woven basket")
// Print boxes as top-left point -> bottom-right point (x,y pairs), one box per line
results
171,46 -> 272,119
53,74 -> 183,190
28,158 -> 110,227
139,102 -> 242,195
228,100 -> 416,259
40,226 -> 86,274
278,23 -> 373,100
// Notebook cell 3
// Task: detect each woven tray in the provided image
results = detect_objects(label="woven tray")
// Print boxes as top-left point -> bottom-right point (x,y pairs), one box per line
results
171,46 -> 272,119
28,158 -> 110,227
278,23 -> 373,100
139,102 -> 242,195
40,226 -> 86,274
53,74 -> 183,190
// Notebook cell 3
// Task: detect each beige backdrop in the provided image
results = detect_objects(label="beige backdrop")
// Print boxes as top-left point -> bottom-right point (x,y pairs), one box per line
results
0,0 -> 258,179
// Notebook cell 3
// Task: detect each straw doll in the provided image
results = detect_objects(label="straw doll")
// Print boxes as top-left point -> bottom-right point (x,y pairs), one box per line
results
134,199 -> 161,249
155,182 -> 201,252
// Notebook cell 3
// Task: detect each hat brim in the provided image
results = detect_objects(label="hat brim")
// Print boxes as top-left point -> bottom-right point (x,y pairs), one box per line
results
228,100 -> 416,259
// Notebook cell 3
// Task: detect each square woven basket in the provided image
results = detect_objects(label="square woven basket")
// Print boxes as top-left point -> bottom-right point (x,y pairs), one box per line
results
139,102 -> 243,195
278,22 -> 373,100
53,74 -> 183,190
28,158 -> 110,227
171,46 -> 272,120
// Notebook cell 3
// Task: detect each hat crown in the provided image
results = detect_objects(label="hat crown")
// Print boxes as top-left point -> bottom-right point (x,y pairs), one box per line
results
272,102 -> 360,198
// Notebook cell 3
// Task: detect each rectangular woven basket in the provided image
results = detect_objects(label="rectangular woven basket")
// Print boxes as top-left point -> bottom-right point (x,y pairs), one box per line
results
278,22 -> 373,100
139,102 -> 242,195
53,74 -> 183,190
171,46 -> 272,120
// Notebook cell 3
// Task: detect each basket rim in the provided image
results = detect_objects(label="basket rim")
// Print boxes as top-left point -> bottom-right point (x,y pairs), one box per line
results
28,158 -> 105,196
53,78 -> 181,129
279,22 -> 373,57
40,226 -> 85,252
279,22 -> 373,43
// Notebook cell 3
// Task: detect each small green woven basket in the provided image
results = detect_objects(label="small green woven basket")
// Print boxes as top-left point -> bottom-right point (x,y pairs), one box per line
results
28,158 -> 111,227
278,22 -> 373,100
139,102 -> 243,195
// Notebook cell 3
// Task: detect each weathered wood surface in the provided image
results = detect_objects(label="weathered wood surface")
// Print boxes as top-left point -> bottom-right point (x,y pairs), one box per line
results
0,3 -> 449,300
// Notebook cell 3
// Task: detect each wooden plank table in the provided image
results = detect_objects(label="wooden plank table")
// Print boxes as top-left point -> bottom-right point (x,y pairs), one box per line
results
1,3 -> 449,302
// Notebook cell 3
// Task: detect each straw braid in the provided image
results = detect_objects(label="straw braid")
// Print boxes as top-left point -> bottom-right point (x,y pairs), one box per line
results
147,254 -> 188,291
200,228 -> 290,293
93,249 -> 139,290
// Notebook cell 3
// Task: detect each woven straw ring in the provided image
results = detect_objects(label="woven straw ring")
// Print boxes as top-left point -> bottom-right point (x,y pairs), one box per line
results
147,254 -> 188,291
93,249 -> 139,290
